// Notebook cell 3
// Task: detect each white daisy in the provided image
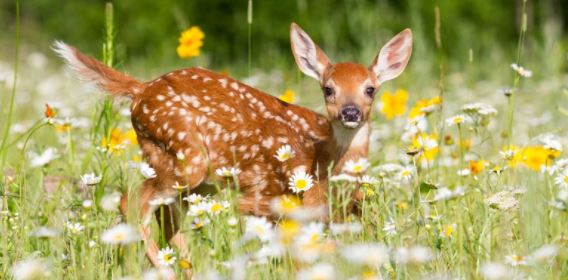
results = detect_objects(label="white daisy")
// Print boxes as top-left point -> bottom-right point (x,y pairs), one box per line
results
275,145 -> 295,162
215,167 -> 241,178
553,169 -> 568,189
394,246 -> 433,264
183,193 -> 206,204
289,169 -> 314,193
343,158 -> 370,174
80,172 -> 102,186
157,247 -> 177,267
12,258 -> 50,280
82,199 -> 93,208
171,181 -> 188,191
341,243 -> 389,267
297,222 -> 325,244
510,63 -> 532,78
66,221 -> 84,235
329,174 -> 358,183
446,114 -> 471,127
29,226 -> 59,239
245,216 -> 274,242
480,262 -> 508,280
205,200 -> 230,215
529,244 -> 558,263
329,222 -> 362,235
357,175 -> 378,187
461,102 -> 498,116
100,192 -> 121,212
398,166 -> 415,184
29,148 -> 58,167
505,254 -> 527,266
187,202 -> 208,217
101,223 -> 140,245
149,196 -> 175,206
382,219 -> 396,236
297,262 -> 335,280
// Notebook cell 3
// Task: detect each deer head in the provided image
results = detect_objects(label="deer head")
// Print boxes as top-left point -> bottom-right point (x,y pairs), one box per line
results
290,23 -> 413,130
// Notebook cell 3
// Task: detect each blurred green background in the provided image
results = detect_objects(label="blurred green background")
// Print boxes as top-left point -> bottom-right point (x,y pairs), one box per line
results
1,0 -> 567,80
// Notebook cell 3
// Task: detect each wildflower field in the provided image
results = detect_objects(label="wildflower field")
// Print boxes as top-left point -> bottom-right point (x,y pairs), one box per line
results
1,1 -> 568,279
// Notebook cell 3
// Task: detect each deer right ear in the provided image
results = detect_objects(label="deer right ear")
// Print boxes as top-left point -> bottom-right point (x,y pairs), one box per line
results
290,23 -> 331,81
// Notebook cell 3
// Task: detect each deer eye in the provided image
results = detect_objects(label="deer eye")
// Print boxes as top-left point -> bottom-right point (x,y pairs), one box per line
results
323,86 -> 334,97
365,87 -> 375,97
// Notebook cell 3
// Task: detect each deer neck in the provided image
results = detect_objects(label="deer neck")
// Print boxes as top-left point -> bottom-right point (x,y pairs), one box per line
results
315,120 -> 371,176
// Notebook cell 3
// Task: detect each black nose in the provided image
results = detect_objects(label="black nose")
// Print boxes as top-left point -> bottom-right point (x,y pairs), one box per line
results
341,105 -> 362,122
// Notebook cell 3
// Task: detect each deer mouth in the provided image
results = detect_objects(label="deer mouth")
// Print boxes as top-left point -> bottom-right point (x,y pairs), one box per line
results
341,120 -> 361,129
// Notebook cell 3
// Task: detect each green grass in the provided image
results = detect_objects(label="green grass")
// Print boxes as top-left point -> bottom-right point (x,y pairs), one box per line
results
1,1 -> 568,280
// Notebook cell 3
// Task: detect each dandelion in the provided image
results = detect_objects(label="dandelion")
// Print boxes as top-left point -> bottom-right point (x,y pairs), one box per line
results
341,243 -> 389,267
215,166 -> 241,178
66,221 -> 84,235
177,26 -> 205,58
139,162 -> 157,178
275,145 -> 295,162
378,89 -> 408,120
101,223 -> 140,245
510,63 -> 532,78
29,148 -> 58,167
157,247 -> 177,267
297,263 -> 336,280
343,158 -> 370,174
12,258 -> 50,280
289,169 -> 314,193
504,254 -> 527,266
245,216 -> 274,242
279,89 -> 295,103
80,172 -> 102,186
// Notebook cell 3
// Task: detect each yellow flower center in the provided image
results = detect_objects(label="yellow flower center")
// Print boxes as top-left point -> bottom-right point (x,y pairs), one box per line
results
114,232 -> 125,241
210,203 -> 223,213
296,179 -> 307,190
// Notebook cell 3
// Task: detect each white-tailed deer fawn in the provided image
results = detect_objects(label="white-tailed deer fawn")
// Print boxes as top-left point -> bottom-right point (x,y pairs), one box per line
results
54,23 -> 412,272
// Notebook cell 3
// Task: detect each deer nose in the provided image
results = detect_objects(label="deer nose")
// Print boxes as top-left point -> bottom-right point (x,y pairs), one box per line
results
340,105 -> 362,122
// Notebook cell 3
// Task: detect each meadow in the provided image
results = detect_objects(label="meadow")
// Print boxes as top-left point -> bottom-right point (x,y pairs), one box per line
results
1,1 -> 567,279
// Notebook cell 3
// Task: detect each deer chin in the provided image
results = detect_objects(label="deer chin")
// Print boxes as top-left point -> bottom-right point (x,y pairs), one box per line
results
340,120 -> 362,129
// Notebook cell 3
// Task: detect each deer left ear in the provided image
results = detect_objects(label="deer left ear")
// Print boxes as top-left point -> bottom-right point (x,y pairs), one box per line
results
370,29 -> 413,84
290,23 -> 331,81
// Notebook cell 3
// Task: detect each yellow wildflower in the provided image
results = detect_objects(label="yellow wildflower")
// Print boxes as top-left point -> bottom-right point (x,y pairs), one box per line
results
468,160 -> 487,176
279,89 -> 295,104
177,26 -> 205,58
520,146 -> 558,171
379,89 -> 408,120
408,96 -> 442,119
101,128 -> 138,155
409,133 -> 439,162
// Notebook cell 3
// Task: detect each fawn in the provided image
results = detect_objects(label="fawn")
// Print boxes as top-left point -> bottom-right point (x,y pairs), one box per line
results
54,23 -> 412,271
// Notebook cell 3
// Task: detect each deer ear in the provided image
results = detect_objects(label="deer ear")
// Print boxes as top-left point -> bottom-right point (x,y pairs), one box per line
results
290,23 -> 331,80
370,29 -> 413,84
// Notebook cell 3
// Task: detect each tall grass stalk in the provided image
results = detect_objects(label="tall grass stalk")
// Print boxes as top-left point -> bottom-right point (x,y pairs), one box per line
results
0,0 -> 20,172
